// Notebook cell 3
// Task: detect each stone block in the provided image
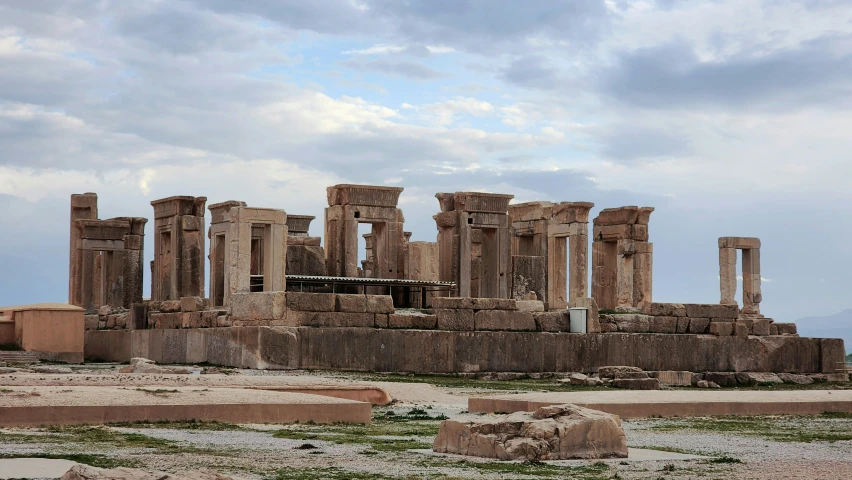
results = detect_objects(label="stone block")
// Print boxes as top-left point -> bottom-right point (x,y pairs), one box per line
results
643,303 -> 687,317
374,314 -> 389,328
614,314 -> 650,333
291,311 -> 375,328
598,366 -> 642,378
432,297 -> 517,310
675,317 -> 690,334
737,372 -> 783,386
388,314 -> 437,329
705,372 -> 738,387
752,319 -> 771,336
709,322 -> 734,336
335,294 -> 367,313
511,255 -> 546,302
613,378 -> 659,390
474,310 -> 536,331
160,300 -> 181,313
84,314 -> 99,330
200,311 -> 220,328
180,296 -> 204,312
216,315 -> 232,327
181,312 -> 202,329
687,318 -> 710,334
534,312 -> 569,332
231,292 -> 287,320
516,300 -> 545,313
734,322 -> 749,337
600,323 -> 617,333
649,316 -> 677,334
614,371 -> 649,379
821,338 -> 846,374
650,371 -> 693,387
436,308 -> 474,331
433,404 -> 627,460
684,304 -> 738,319
778,373 -> 814,385
286,292 -> 336,312
770,324 -> 779,335
366,295 -> 395,314
776,323 -> 797,335
150,312 -> 182,329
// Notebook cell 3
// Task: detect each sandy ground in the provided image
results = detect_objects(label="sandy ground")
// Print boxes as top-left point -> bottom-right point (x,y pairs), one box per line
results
2,367 -> 852,479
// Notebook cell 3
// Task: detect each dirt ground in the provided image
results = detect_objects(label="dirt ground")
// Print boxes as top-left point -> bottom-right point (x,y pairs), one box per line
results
1,366 -> 851,479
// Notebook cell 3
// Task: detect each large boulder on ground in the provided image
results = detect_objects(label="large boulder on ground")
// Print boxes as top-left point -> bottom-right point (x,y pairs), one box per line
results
433,404 -> 627,461
62,465 -> 238,480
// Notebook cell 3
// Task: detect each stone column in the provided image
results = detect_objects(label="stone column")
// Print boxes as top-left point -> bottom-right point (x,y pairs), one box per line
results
569,231 -> 589,305
547,235 -> 568,309
742,248 -> 761,314
633,242 -> 653,307
719,247 -> 738,305
615,240 -> 634,309
69,193 -> 98,307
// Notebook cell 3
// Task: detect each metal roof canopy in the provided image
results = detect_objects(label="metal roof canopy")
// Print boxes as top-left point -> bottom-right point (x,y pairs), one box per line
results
281,275 -> 454,288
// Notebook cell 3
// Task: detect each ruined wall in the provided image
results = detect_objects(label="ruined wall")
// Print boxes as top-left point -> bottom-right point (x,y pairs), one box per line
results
84,326 -> 844,374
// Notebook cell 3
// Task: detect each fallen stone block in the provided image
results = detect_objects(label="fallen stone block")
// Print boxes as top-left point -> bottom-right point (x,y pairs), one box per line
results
569,373 -> 588,385
436,308 -> 474,331
736,372 -> 783,386
366,295 -> 395,314
614,371 -> 649,380
648,371 -> 693,387
600,323 -> 617,333
433,404 -> 627,460
697,380 -> 721,389
613,378 -> 659,390
598,366 -> 642,378
474,310 -> 536,331
777,373 -> 814,385
118,357 -> 191,374
705,372 -> 738,387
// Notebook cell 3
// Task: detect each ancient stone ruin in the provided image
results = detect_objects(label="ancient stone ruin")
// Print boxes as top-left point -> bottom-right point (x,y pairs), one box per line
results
50,183 -> 845,377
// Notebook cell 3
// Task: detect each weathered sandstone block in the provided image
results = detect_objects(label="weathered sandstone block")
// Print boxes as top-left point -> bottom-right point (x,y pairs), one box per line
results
752,319 -> 771,336
598,366 -> 642,378
335,294 -> 367,313
474,310 -> 536,331
150,312 -> 182,329
648,371 -> 693,386
286,292 -> 335,312
433,404 -> 627,461
62,464 -> 237,480
291,311 -> 374,328
432,297 -> 517,310
778,373 -> 814,385
649,316 -> 677,333
516,300 -> 545,313
614,314 -> 650,333
684,304 -> 738,319
687,318 -> 710,334
160,300 -> 181,313
180,296 -> 204,312
600,323 -> 617,333
534,312 -> 569,332
436,309 -> 474,331
366,295 -> 395,314
705,372 -> 737,387
388,314 -> 437,329
613,378 -> 659,390
643,303 -> 687,317
231,292 -> 287,320
709,322 -> 734,336
776,323 -> 798,335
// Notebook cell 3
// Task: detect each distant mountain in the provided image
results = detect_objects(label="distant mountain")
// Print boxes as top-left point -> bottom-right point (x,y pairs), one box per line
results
795,309 -> 852,352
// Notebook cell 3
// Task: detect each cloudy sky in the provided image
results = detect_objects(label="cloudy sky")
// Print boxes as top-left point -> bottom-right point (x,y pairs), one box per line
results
1,0 -> 851,324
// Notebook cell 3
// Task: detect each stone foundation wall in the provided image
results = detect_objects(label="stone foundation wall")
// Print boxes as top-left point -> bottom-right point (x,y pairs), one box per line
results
84,327 -> 844,374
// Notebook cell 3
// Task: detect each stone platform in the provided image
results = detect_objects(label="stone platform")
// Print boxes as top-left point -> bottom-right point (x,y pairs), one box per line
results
468,390 -> 852,418
0,386 -> 371,426
85,327 -> 844,374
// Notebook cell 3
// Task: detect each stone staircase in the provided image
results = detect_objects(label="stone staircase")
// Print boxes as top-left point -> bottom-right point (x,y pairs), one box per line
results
0,351 -> 40,364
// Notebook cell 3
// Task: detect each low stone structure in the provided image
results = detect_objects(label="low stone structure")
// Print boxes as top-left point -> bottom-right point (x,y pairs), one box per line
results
433,404 -> 627,460
0,303 -> 84,363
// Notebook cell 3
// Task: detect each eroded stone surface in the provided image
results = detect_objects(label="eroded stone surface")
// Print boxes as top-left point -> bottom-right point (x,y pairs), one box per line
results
433,404 -> 627,460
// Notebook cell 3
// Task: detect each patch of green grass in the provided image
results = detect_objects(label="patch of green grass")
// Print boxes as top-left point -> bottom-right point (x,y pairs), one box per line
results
650,416 -> 852,443
265,466 -> 409,480
0,452 -> 141,469
709,456 -> 742,464
420,457 -> 612,479
376,407 -> 448,422
107,419 -> 246,431
44,425 -> 233,456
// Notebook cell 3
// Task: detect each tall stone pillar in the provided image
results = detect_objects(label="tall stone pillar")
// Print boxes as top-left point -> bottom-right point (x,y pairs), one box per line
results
69,193 -> 98,307
719,247 -> 737,305
591,206 -> 654,311
742,248 -> 761,314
